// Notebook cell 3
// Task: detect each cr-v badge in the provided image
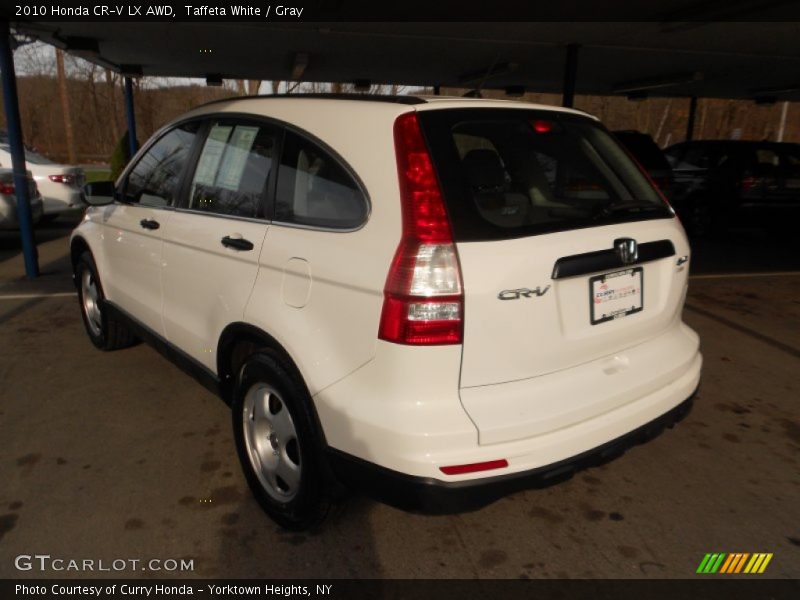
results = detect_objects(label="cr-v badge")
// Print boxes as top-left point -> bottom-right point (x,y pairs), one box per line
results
498,286 -> 551,300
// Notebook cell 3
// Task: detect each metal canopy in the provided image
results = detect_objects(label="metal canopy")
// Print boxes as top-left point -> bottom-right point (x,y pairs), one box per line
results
13,20 -> 800,101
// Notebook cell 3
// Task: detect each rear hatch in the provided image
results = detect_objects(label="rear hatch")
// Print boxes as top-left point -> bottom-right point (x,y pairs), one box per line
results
418,108 -> 686,390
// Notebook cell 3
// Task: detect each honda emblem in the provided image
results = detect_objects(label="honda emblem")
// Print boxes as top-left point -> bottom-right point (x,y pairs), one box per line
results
614,238 -> 638,265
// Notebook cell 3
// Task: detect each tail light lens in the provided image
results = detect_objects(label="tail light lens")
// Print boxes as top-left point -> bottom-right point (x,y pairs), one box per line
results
0,183 -> 14,195
49,173 -> 76,185
378,112 -> 464,346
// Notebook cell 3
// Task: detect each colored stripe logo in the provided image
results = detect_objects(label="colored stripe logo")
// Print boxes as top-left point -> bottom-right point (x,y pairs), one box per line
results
696,553 -> 773,574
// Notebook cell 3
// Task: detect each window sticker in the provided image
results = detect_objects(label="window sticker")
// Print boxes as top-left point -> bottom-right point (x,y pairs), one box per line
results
194,125 -> 232,188
216,126 -> 259,191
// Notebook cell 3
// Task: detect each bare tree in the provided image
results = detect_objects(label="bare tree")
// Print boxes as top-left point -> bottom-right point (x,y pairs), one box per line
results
55,49 -> 76,163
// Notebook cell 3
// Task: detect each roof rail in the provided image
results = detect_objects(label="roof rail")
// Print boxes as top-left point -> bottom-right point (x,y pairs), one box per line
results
195,93 -> 427,109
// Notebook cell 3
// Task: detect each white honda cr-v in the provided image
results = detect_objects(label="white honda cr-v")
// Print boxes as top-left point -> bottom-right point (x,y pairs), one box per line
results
72,95 -> 701,529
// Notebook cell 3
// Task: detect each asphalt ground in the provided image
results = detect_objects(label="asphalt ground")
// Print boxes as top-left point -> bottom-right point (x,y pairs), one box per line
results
1,218 -> 798,579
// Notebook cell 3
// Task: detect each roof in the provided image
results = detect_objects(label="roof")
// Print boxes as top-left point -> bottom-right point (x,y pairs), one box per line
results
195,93 -> 594,118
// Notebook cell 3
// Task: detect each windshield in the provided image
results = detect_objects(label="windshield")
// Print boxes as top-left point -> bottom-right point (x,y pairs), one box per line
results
419,109 -> 672,242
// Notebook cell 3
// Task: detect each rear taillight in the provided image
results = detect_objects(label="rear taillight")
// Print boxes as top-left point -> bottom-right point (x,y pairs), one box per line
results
0,183 -> 13,195
378,112 -> 464,346
49,173 -> 75,185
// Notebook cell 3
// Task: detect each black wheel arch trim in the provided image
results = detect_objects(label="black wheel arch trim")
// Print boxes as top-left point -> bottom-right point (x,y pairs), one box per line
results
70,236 -> 92,282
217,322 -> 329,447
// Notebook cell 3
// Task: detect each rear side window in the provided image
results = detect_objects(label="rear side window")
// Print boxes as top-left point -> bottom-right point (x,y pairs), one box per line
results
123,121 -> 201,207
419,109 -> 671,241
188,121 -> 279,218
274,131 -> 367,229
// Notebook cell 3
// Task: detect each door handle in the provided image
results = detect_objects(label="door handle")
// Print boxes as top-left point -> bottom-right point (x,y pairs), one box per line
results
221,235 -> 254,251
140,218 -> 160,230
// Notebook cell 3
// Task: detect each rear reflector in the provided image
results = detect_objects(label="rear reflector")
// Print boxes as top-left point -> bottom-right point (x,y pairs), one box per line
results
440,459 -> 509,475
378,112 -> 464,346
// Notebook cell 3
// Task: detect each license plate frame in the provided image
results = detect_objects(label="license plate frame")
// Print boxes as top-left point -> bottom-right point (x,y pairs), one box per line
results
590,267 -> 644,325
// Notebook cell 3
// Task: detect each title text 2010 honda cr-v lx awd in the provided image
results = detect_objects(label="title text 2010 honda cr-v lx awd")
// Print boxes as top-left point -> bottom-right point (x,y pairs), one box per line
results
71,95 -> 701,529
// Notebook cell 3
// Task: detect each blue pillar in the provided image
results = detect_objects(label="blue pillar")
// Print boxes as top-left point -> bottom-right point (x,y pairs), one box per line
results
123,76 -> 138,158
686,96 -> 698,141
562,43 -> 579,108
0,20 -> 38,279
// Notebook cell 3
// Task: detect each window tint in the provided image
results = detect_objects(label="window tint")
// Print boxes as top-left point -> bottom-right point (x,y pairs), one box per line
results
124,122 -> 200,207
188,121 -> 278,218
420,110 -> 671,242
275,131 -> 367,229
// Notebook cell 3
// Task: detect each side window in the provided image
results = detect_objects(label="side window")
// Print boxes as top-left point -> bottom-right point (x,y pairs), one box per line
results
188,121 -> 278,218
123,122 -> 200,207
275,131 -> 368,229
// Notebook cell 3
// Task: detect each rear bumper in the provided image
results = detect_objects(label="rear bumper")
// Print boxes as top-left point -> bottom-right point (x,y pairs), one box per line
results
327,386 -> 697,514
316,323 -> 701,481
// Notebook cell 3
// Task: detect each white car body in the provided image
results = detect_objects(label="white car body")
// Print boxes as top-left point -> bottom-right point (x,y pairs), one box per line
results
0,145 -> 85,216
70,96 -> 701,517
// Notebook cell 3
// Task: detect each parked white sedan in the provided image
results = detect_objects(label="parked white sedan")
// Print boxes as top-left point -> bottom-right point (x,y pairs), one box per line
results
0,144 -> 85,218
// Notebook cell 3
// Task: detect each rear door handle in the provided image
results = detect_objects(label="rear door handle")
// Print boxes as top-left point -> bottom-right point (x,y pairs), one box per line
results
221,235 -> 254,251
139,219 -> 160,230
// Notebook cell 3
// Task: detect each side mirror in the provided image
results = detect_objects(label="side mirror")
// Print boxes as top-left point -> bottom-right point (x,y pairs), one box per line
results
83,181 -> 116,206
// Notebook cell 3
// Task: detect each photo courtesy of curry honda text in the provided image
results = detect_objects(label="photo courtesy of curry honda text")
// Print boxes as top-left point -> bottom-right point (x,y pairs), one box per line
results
70,94 -> 702,529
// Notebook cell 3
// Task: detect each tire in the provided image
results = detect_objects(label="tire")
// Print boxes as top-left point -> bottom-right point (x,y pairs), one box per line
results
75,252 -> 137,351
232,351 -> 331,530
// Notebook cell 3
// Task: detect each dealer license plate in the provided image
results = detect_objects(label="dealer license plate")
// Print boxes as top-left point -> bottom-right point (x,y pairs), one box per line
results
590,267 -> 643,325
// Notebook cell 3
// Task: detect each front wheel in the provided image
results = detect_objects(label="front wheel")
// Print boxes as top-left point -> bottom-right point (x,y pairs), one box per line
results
232,352 -> 331,530
75,252 -> 137,350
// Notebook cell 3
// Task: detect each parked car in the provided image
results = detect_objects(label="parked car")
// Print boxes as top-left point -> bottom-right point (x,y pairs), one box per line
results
0,144 -> 85,219
71,95 -> 701,529
0,168 -> 44,229
664,140 -> 800,236
613,130 -> 674,198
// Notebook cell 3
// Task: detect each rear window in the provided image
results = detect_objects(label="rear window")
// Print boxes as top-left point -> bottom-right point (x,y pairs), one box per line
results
418,109 -> 672,242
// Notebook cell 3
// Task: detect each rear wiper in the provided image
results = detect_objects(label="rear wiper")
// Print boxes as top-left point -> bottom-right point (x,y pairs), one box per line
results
593,202 -> 663,219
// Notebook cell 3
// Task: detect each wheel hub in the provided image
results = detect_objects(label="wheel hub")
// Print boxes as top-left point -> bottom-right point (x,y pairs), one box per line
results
242,383 -> 301,501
